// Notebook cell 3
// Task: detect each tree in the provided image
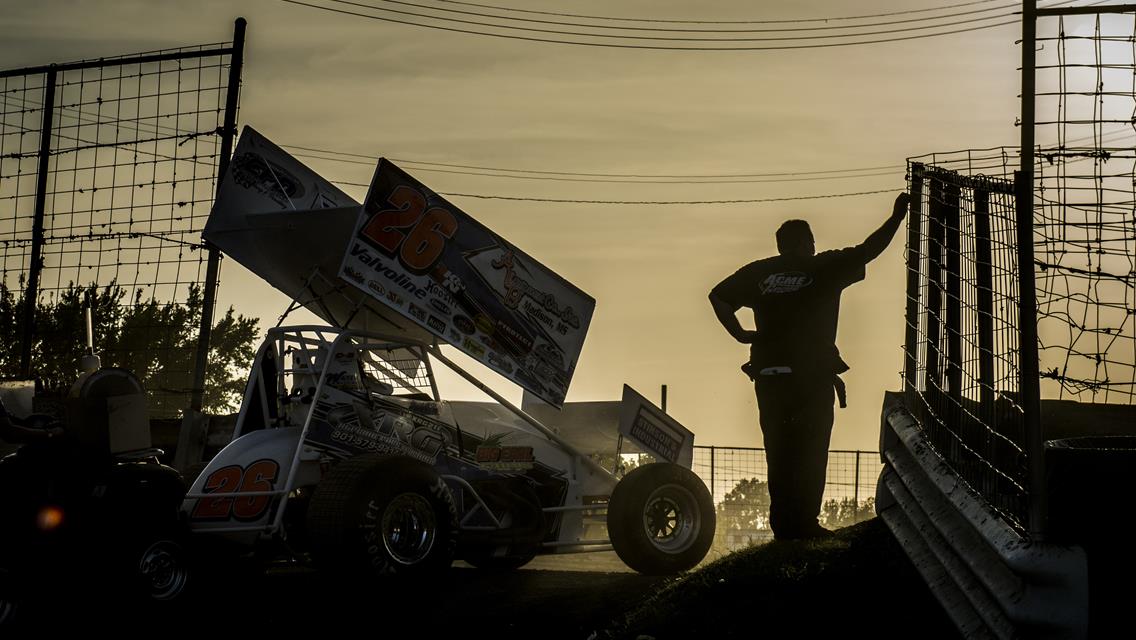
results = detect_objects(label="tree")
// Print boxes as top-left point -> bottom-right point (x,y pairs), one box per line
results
0,280 -> 258,417
716,477 -> 772,538
819,496 -> 875,529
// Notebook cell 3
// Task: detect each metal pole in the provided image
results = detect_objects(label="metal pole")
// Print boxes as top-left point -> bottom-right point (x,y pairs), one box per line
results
854,450 -> 861,509
973,189 -> 995,413
944,181 -> 962,404
190,17 -> 246,412
19,67 -> 56,378
710,445 -> 716,503
661,384 -> 667,413
1019,1 -> 1046,539
925,177 -> 946,407
903,164 -> 925,395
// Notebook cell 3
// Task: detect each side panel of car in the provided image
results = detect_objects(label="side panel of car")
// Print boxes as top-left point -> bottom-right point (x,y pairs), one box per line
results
182,427 -> 313,539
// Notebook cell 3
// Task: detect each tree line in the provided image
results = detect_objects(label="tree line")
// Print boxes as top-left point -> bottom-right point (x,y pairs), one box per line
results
0,280 -> 258,417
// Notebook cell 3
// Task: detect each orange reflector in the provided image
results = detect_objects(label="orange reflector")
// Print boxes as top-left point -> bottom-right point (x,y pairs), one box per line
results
36,506 -> 64,531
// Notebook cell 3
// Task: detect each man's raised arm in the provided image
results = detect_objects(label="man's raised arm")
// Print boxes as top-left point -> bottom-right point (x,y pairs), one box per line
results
858,192 -> 911,263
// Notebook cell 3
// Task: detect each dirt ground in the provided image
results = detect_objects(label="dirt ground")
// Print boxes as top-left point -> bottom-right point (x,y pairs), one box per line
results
10,551 -> 666,637
9,522 -> 951,638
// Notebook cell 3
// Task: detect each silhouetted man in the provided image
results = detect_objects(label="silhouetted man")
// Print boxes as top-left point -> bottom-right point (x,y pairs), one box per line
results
709,192 -> 910,540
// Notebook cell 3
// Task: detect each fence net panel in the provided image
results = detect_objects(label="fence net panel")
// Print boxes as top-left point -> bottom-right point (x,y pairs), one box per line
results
0,42 -> 236,416
904,153 -> 1030,533
1034,12 -> 1136,404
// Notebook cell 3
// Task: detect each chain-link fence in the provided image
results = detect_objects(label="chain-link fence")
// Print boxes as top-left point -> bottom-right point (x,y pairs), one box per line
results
688,446 -> 881,552
0,21 -> 244,416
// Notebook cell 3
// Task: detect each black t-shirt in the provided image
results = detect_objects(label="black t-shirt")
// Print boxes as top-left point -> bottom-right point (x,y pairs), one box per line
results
711,246 -> 868,375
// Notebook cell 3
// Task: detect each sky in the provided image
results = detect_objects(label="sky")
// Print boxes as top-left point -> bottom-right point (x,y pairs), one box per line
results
0,0 -> 1033,450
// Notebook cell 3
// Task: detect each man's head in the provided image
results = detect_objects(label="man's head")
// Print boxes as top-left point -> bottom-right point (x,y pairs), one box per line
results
776,219 -> 815,257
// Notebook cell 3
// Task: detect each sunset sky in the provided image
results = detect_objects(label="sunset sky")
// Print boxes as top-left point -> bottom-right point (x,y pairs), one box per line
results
0,0 -> 1036,450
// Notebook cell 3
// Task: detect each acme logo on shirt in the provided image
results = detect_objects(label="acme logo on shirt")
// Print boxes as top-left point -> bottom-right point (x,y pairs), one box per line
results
760,271 -> 813,294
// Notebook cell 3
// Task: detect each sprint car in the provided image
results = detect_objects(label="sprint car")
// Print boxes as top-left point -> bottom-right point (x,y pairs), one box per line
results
182,325 -> 715,576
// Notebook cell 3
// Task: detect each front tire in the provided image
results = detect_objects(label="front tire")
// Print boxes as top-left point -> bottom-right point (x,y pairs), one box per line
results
307,455 -> 457,577
607,463 -> 715,575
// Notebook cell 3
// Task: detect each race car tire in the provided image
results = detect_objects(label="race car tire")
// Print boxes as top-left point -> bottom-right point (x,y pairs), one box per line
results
307,454 -> 457,577
607,462 -> 715,575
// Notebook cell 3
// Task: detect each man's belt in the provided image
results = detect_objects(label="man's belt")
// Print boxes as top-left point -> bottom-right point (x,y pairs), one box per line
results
740,361 -> 848,409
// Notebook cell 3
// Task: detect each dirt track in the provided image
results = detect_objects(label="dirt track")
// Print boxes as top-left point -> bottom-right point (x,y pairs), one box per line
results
13,551 -> 666,637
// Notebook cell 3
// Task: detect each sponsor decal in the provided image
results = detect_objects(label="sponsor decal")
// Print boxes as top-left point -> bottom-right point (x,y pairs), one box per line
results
491,251 -> 580,329
513,367 -> 544,393
474,314 -> 495,335
533,342 -> 564,368
386,290 -> 404,307
429,298 -> 451,316
629,411 -> 683,463
310,400 -> 452,465
408,303 -> 427,323
426,280 -> 456,306
426,314 -> 446,334
441,270 -> 465,295
343,266 -> 365,284
448,329 -> 462,342
494,319 -> 533,356
487,351 -> 515,374
453,314 -> 475,335
462,337 -> 486,358
475,445 -> 535,471
230,152 -> 306,207
367,280 -> 386,296
350,243 -> 429,300
760,271 -> 813,295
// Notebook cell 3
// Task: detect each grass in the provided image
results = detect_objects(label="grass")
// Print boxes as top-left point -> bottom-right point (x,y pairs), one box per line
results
600,518 -> 960,639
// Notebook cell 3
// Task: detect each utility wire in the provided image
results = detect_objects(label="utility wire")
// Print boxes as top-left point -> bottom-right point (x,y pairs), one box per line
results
341,0 -> 1027,33
281,143 -> 905,178
277,0 -> 1035,50
328,180 -> 898,204
434,0 -> 1007,25
289,0 -> 1050,44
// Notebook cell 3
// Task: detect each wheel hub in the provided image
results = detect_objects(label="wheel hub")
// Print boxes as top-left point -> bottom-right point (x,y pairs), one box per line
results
642,484 -> 699,554
382,493 -> 437,565
138,540 -> 188,601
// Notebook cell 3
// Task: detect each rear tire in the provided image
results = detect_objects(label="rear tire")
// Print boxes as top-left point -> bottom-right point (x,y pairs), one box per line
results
607,463 -> 715,575
307,455 -> 457,577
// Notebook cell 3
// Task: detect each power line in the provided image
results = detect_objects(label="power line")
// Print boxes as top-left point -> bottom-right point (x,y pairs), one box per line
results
345,0 -> 1026,34
294,0 -> 1042,44
282,143 -> 905,178
433,0 -> 1008,25
277,0 -> 1030,50
328,180 -> 898,204
286,148 -> 903,184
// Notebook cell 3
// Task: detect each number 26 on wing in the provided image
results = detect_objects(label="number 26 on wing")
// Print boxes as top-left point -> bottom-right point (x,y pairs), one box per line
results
360,184 -> 457,274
